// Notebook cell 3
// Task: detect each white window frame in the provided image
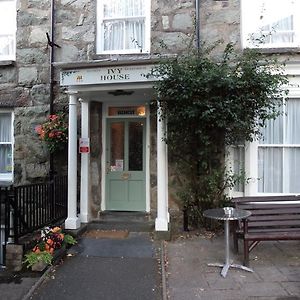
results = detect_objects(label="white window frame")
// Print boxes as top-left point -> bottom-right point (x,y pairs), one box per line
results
241,0 -> 300,49
244,83 -> 300,196
0,110 -> 14,182
0,0 -> 16,61
96,0 -> 151,55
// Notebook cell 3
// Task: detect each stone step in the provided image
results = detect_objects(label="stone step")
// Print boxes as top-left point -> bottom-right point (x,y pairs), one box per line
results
87,212 -> 155,233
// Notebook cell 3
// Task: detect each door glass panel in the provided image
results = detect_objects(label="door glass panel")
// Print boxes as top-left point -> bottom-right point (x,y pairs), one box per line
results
129,122 -> 143,171
110,122 -> 124,171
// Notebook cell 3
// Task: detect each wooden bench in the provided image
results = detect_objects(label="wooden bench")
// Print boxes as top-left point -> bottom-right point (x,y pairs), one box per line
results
231,195 -> 300,267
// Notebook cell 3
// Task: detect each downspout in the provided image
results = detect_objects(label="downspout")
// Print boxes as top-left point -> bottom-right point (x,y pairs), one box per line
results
49,0 -> 55,178
184,0 -> 201,231
195,0 -> 201,50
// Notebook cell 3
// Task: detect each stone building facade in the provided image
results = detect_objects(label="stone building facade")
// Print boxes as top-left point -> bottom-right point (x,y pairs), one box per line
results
1,0 -> 300,231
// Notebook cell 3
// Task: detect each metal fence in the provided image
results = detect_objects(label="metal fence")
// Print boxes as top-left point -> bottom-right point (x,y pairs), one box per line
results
0,176 -> 68,265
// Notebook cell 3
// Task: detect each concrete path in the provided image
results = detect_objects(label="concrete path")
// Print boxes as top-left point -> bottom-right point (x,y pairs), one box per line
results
165,232 -> 300,300
27,232 -> 162,300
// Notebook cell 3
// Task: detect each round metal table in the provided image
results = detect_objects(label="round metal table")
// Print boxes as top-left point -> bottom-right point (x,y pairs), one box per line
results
203,207 -> 253,277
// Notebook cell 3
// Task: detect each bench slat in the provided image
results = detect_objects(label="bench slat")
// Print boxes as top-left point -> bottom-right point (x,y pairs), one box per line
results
245,231 -> 300,240
248,220 -> 300,227
236,204 -> 300,211
233,196 -> 300,202
231,196 -> 300,267
249,215 -> 300,221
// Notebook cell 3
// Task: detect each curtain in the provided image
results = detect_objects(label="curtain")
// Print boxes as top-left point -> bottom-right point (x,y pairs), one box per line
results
271,15 -> 294,44
233,147 -> 245,192
258,148 -> 282,193
0,113 -> 12,174
260,110 -> 283,144
0,113 -> 11,142
286,98 -> 300,144
258,99 -> 300,193
102,0 -> 145,51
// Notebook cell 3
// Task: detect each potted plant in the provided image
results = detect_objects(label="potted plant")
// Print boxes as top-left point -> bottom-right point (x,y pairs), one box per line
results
24,226 -> 76,271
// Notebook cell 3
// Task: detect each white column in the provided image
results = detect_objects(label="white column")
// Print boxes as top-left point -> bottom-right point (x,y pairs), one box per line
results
80,99 -> 90,223
155,103 -> 169,231
65,92 -> 80,229
244,141 -> 258,196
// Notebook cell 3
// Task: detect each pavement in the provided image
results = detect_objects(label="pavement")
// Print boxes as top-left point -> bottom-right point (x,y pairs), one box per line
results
166,231 -> 300,300
0,228 -> 299,300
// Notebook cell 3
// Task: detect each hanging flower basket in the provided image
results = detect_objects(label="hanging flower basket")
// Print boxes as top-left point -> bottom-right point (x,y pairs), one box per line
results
35,114 -> 68,153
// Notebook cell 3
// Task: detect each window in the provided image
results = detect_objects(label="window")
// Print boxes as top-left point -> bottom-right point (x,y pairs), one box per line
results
97,0 -> 150,54
0,112 -> 13,182
0,0 -> 16,61
241,0 -> 300,48
258,98 -> 300,193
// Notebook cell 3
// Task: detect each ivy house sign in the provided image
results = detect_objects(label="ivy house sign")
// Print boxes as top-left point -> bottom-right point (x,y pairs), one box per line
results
60,64 -> 157,86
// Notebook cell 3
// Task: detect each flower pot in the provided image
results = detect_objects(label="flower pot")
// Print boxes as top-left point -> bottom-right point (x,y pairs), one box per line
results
31,260 -> 48,272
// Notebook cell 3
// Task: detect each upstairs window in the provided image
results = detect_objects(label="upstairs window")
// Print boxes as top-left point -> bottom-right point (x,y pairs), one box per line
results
0,112 -> 13,182
241,0 -> 300,48
97,0 -> 150,54
0,0 -> 16,61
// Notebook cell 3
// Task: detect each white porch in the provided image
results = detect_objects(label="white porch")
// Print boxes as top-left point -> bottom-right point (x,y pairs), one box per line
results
57,61 -> 170,232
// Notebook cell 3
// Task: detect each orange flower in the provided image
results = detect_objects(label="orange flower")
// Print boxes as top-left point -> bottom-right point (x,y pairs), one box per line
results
51,227 -> 61,233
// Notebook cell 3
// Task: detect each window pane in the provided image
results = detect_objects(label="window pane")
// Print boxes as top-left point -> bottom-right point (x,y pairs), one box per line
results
104,21 -> 124,51
260,112 -> 283,144
242,0 -> 299,48
258,148 -> 282,193
0,0 -> 16,59
233,146 -> 245,192
110,123 -> 124,171
104,20 -> 145,51
0,144 -> 12,174
103,0 -> 145,18
100,0 -> 147,52
129,122 -> 143,171
284,148 -> 300,193
286,99 -> 300,144
0,113 -> 11,142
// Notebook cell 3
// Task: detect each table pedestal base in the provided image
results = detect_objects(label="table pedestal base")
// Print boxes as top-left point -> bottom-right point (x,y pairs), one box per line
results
208,262 -> 253,277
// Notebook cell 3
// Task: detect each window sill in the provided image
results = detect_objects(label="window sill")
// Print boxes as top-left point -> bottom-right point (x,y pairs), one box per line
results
244,47 -> 300,54
0,60 -> 15,67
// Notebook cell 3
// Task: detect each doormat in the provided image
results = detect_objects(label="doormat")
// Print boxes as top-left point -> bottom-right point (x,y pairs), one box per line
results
83,229 -> 129,239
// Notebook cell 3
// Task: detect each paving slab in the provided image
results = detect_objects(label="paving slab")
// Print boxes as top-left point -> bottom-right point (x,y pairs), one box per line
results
166,233 -> 300,300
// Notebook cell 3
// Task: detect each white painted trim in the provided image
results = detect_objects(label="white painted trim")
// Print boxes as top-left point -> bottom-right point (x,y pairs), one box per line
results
96,0 -> 151,54
155,103 -> 169,231
245,140 -> 258,196
65,92 -> 80,230
80,99 -> 90,223
145,103 -> 150,212
0,110 -> 14,182
101,103 -> 107,212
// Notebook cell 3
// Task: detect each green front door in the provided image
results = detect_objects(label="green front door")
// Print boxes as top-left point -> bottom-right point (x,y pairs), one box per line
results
106,118 -> 146,211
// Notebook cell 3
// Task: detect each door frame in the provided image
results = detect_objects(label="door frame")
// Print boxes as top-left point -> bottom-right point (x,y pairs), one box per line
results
101,102 -> 151,212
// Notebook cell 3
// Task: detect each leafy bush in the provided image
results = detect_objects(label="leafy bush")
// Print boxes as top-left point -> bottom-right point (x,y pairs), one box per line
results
151,42 -> 288,227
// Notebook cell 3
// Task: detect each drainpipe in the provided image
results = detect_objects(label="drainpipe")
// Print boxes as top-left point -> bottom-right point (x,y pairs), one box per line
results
195,0 -> 201,50
49,0 -> 55,178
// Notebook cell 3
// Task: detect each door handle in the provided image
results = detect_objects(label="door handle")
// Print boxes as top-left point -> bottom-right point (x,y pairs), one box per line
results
121,173 -> 131,180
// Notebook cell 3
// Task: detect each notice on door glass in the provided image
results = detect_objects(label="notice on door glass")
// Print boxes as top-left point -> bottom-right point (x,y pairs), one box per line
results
111,160 -> 124,172
115,159 -> 124,171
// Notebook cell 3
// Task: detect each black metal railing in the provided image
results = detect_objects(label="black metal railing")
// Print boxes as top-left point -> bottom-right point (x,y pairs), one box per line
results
12,176 -> 68,243
0,176 -> 68,264
0,186 -> 12,265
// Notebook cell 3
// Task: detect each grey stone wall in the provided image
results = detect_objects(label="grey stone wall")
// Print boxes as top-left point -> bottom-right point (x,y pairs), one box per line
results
1,0 -> 299,209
